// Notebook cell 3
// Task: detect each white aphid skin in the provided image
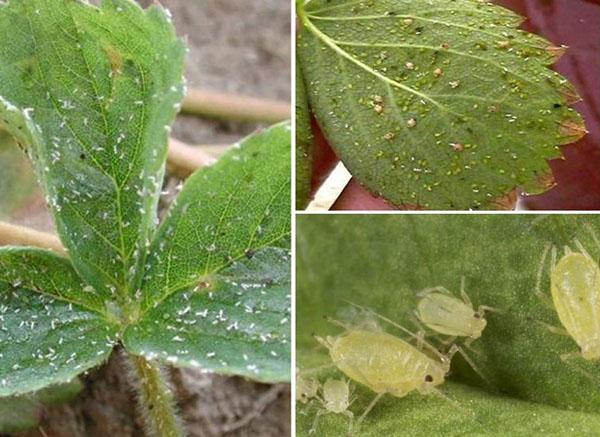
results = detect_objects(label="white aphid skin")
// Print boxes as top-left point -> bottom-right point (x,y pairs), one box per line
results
315,304 -> 460,428
536,237 -> 600,367
309,378 -> 354,436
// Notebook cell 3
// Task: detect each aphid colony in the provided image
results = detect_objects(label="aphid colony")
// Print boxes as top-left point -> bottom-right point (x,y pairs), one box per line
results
297,279 -> 492,435
299,230 -> 600,435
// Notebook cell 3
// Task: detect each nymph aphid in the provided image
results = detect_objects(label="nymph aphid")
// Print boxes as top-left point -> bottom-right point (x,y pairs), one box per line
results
536,237 -> 600,370
315,304 -> 459,427
296,371 -> 319,404
310,378 -> 354,435
416,277 -> 492,343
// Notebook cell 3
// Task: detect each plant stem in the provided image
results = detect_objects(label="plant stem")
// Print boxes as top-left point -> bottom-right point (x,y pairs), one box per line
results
167,138 -> 217,178
182,88 -> 290,123
129,354 -> 184,437
0,221 -> 65,253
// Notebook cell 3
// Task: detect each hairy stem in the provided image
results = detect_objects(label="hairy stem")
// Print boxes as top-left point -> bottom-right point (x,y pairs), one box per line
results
129,354 -> 184,437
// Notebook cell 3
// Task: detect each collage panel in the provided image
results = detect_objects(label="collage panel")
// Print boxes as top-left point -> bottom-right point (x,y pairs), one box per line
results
0,1 -> 291,436
296,214 -> 600,436
296,0 -> 600,211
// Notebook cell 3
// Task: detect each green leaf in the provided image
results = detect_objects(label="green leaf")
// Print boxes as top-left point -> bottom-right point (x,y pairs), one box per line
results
297,377 -> 600,436
0,131 -> 37,219
296,215 -> 600,434
297,0 -> 585,209
0,0 -> 186,293
125,247 -> 291,383
124,123 -> 291,382
0,248 -> 118,397
0,379 -> 83,433
296,59 -> 313,210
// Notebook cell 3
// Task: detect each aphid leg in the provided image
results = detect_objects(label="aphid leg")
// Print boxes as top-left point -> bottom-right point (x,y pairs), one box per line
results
560,352 -> 600,386
428,387 -> 472,416
309,408 -> 328,435
447,344 -> 492,387
440,335 -> 458,348
535,243 -> 555,309
408,313 -> 434,350
463,337 -> 483,357
356,392 -> 386,426
535,319 -> 570,337
342,410 -> 355,437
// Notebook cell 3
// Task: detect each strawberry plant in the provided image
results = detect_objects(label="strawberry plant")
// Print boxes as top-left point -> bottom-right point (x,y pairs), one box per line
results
296,0 -> 586,210
0,0 -> 291,435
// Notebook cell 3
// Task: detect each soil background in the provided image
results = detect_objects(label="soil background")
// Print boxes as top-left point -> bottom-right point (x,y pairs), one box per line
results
6,0 -> 292,436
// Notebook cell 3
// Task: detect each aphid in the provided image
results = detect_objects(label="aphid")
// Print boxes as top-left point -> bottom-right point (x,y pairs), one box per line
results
296,372 -> 319,404
415,278 -> 495,384
416,277 -> 492,343
536,237 -> 600,369
315,305 -> 457,427
310,378 -> 354,435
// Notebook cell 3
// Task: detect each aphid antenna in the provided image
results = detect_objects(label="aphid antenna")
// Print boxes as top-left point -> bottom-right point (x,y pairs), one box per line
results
573,238 -> 593,260
345,300 -> 447,362
535,243 -> 555,309
416,285 -> 453,298
459,276 -> 473,307
299,363 -> 337,376
323,314 -> 353,331
313,334 -> 333,351
478,304 -> 501,314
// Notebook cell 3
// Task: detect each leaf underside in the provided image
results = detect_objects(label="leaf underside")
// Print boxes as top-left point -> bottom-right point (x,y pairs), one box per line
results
0,248 -> 117,397
0,0 -> 186,294
297,0 -> 585,209
296,215 -> 600,435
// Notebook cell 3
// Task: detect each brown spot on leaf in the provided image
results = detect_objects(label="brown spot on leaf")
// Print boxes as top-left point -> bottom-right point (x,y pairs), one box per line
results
105,46 -> 123,75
